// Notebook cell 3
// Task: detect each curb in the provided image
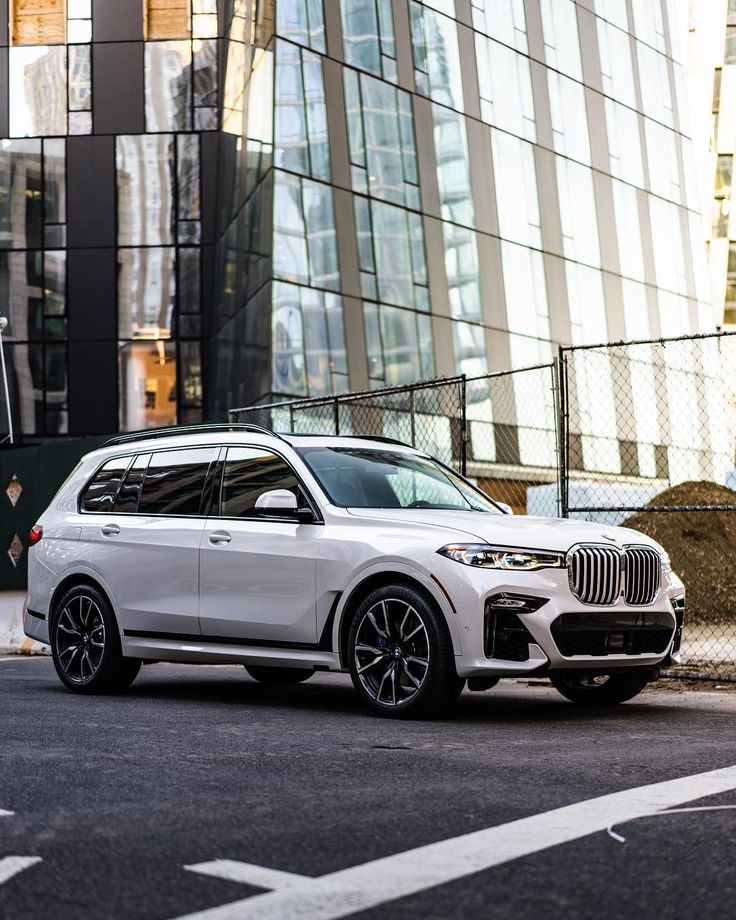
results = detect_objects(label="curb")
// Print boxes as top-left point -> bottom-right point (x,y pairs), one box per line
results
0,592 -> 49,656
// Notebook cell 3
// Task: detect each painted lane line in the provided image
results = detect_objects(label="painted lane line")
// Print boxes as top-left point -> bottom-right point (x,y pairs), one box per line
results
173,763 -> 736,920
0,810 -> 14,818
0,857 -> 42,886
186,860 -> 312,891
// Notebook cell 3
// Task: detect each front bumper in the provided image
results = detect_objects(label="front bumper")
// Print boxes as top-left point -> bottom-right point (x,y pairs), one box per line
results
429,555 -> 684,678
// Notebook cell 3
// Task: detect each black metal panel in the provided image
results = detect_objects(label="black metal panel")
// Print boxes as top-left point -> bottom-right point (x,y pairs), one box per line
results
200,132 -> 219,245
68,248 -> 116,342
0,47 -> 7,135
68,341 -> 118,435
92,42 -> 145,135
67,136 -> 116,248
92,0 -> 144,42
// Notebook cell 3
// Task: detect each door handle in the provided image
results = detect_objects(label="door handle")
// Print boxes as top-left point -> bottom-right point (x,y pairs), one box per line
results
208,531 -> 232,545
101,523 -> 120,536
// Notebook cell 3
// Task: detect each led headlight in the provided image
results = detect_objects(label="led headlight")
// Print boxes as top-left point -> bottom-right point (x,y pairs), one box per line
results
660,551 -> 672,574
437,544 -> 565,571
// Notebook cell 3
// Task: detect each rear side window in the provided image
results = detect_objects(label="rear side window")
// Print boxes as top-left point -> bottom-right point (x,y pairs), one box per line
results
220,448 -> 300,518
138,448 -> 218,516
114,453 -> 150,513
81,456 -> 132,512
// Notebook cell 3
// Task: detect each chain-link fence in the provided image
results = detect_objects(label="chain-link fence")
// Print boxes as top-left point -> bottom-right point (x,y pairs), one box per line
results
230,331 -> 736,680
561,331 -> 736,680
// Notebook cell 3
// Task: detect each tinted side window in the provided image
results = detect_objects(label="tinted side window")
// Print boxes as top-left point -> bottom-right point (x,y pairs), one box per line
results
82,456 -> 132,512
138,448 -> 218,516
221,448 -> 300,518
114,453 -> 150,513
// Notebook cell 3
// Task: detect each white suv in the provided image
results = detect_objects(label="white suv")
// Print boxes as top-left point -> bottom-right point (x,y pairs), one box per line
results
24,424 -> 685,717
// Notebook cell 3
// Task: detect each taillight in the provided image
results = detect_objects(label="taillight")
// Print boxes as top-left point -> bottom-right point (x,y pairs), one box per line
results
28,525 -> 43,546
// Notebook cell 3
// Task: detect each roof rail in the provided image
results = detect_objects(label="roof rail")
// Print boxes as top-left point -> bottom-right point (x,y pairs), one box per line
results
102,423 -> 278,448
285,432 -> 411,448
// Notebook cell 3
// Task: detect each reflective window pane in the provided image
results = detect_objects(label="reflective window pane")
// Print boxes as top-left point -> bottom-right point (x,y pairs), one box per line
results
471,0 -> 527,52
475,35 -> 535,140
340,0 -> 397,82
410,2 -> 464,112
274,40 -> 330,181
119,340 -> 177,430
273,172 -> 340,291
9,47 -> 67,137
117,135 -> 175,246
0,140 -> 43,250
271,281 -> 347,396
345,69 -> 419,208
556,156 -> 600,267
0,251 -> 43,340
548,70 -> 590,165
145,41 -> 192,132
540,0 -> 581,81
491,128 -> 541,249
276,0 -> 326,52
364,302 -> 435,386
118,248 -> 175,339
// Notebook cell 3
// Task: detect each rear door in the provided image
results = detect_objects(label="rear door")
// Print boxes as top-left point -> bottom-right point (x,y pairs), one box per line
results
84,446 -> 218,635
198,446 -> 319,644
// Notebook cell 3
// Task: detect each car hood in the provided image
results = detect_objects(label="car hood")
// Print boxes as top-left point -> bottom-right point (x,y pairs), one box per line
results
344,508 -> 663,554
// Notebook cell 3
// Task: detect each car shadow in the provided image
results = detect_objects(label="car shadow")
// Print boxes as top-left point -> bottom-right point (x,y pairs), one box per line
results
121,666 -> 681,726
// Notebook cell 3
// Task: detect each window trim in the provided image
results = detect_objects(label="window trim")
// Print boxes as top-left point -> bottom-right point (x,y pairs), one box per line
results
213,444 -> 324,525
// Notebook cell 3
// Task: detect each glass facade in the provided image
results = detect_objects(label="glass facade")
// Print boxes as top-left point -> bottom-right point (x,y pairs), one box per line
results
0,0 -> 712,439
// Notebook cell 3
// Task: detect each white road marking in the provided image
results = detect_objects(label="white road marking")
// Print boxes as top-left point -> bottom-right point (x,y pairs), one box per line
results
186,860 -> 311,891
0,857 -> 42,886
0,809 -> 14,818
174,763 -> 736,920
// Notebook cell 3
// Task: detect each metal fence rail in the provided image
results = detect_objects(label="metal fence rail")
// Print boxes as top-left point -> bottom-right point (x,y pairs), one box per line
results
230,330 -> 736,681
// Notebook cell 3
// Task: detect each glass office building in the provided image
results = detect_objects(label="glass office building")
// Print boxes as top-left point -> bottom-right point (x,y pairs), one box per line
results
0,0 -> 713,438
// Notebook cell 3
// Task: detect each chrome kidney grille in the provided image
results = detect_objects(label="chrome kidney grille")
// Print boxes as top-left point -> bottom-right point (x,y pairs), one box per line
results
623,546 -> 661,605
568,545 -> 661,606
568,546 -> 621,606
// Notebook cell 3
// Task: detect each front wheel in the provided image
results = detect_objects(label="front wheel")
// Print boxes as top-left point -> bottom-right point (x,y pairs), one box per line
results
51,584 -> 141,694
550,670 -> 652,705
244,665 -> 314,685
348,584 -> 464,718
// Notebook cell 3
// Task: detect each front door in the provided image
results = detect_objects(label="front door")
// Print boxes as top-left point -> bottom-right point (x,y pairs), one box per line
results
198,446 -> 319,644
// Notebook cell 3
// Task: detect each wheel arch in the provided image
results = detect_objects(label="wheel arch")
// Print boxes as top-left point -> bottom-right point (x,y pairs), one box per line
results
49,570 -> 117,629
333,564 -> 463,669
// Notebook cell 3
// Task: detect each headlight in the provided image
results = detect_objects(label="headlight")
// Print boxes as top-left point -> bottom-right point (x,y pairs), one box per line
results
660,551 -> 672,574
437,544 -> 566,570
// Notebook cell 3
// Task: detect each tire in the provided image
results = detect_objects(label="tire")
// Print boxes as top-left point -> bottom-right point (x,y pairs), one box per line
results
50,583 -> 141,694
244,665 -> 314,685
347,584 -> 464,719
550,670 -> 652,705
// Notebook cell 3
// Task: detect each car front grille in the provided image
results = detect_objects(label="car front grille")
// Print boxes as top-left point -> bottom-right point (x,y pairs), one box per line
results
551,611 -> 675,657
568,546 -> 621,605
624,546 -> 661,605
568,545 -> 661,606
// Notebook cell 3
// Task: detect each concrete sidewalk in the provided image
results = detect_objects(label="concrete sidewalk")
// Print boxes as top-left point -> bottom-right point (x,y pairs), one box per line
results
0,591 -> 47,654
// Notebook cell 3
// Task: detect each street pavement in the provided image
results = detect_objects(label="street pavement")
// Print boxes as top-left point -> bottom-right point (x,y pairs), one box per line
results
1,657 -> 736,920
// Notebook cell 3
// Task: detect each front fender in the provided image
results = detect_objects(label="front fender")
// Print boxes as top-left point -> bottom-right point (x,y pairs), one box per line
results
331,558 -> 464,667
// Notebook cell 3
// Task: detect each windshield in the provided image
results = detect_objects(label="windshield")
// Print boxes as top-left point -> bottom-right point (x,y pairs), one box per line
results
298,447 -> 502,513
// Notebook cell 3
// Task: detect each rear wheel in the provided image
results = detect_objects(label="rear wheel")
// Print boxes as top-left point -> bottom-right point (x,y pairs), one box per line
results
244,665 -> 314,685
348,584 -> 464,718
550,670 -> 652,705
51,584 -> 141,694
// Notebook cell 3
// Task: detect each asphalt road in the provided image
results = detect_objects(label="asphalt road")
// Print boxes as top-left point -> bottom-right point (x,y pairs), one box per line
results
2,657 -> 736,920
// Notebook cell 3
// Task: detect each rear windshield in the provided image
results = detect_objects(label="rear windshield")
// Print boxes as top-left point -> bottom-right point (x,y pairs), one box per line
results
298,447 -> 501,513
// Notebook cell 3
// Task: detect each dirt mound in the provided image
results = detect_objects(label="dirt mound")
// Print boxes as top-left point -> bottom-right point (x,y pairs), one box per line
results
624,481 -> 736,625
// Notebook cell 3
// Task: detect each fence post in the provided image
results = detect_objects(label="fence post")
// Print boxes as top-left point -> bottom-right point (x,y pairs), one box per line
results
410,388 -> 416,448
556,347 -> 569,518
289,404 -> 294,432
334,397 -> 340,436
460,375 -> 467,477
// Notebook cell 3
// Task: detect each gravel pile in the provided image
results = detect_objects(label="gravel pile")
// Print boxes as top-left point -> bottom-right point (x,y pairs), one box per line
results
624,481 -> 736,625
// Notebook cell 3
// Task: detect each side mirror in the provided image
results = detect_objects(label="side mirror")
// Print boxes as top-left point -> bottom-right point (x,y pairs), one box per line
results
497,502 -> 514,515
254,489 -> 315,523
